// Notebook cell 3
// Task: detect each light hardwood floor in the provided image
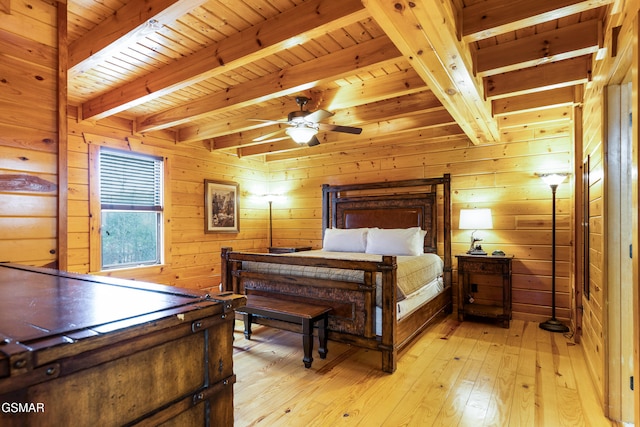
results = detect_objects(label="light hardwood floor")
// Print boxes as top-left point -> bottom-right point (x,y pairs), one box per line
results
233,315 -> 621,427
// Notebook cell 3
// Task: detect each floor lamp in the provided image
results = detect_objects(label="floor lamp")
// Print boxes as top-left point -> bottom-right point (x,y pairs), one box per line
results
264,194 -> 279,248
538,173 -> 570,333
264,196 -> 274,248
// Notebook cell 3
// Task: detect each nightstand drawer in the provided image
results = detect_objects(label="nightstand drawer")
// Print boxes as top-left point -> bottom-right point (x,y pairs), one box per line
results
459,260 -> 508,274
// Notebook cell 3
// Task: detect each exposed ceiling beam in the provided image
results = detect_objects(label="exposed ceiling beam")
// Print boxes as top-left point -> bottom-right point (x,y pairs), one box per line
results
462,0 -> 614,42
328,90 -> 443,123
316,66 -> 425,111
476,19 -> 601,76
80,0 -> 369,121
484,55 -> 592,99
136,36 -> 401,133
492,86 -> 580,116
68,0 -> 209,78
497,105 -> 573,129
363,0 -> 500,145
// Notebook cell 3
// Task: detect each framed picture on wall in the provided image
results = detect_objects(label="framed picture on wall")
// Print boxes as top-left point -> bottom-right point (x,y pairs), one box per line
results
204,180 -> 239,233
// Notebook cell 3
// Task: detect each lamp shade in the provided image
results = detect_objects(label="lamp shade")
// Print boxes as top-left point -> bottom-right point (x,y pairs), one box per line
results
459,208 -> 493,230
286,126 -> 318,144
538,173 -> 568,187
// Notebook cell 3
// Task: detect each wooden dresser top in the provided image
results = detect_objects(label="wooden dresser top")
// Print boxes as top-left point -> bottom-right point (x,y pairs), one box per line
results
0,263 -> 208,344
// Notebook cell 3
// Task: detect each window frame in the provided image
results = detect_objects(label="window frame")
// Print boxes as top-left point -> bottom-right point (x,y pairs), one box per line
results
89,142 -> 171,273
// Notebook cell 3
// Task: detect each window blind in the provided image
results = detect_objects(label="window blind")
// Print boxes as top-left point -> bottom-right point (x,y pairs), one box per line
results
99,149 -> 162,209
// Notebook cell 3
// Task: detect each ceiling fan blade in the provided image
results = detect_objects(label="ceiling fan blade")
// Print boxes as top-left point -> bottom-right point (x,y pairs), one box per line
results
316,123 -> 362,134
253,128 -> 286,142
307,136 -> 321,147
304,109 -> 333,123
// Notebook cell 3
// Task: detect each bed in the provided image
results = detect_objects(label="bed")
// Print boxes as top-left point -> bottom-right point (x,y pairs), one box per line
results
221,175 -> 452,373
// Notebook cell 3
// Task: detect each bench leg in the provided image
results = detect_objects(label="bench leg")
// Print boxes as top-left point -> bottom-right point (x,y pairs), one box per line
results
243,312 -> 253,340
318,315 -> 328,359
302,318 -> 313,368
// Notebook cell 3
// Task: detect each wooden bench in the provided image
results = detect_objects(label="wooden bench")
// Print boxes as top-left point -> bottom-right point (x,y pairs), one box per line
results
237,295 -> 331,368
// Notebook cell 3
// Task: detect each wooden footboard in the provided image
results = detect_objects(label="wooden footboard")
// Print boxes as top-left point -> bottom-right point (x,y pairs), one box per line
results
221,248 -> 451,373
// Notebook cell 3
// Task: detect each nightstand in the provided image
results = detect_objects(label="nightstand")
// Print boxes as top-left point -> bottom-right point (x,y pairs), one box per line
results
268,246 -> 313,254
456,254 -> 513,328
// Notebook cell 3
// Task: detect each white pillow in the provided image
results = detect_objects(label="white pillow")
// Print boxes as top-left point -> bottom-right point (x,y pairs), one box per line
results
322,228 -> 368,252
365,227 -> 423,256
419,228 -> 427,247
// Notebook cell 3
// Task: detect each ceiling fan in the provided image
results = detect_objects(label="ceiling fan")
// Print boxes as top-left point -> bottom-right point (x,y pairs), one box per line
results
250,96 -> 362,146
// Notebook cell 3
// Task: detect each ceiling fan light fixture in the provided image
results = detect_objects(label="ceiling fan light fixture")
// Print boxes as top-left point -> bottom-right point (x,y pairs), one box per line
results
286,126 -> 318,144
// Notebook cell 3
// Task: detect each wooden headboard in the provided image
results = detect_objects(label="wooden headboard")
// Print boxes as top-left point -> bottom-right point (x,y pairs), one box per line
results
322,176 -> 451,255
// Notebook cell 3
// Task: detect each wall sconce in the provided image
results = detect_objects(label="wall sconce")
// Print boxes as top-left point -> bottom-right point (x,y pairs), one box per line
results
459,208 -> 493,255
537,172 -> 570,333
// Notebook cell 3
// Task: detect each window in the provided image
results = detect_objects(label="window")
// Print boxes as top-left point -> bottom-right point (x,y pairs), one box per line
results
99,148 -> 164,269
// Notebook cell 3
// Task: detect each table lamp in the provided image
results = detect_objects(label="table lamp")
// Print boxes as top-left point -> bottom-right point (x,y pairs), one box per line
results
459,208 -> 493,255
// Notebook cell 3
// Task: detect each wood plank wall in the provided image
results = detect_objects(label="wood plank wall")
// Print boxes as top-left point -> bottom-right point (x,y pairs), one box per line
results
0,0 -> 59,266
62,110 -> 575,327
581,76 -> 606,404
65,111 -> 269,290
266,128 -> 574,324
579,2 -> 638,408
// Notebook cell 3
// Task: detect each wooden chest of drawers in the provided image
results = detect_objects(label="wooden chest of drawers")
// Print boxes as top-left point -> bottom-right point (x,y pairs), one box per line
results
0,264 -> 245,426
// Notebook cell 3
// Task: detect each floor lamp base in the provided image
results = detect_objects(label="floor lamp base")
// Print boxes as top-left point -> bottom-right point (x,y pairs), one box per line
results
539,318 -> 569,333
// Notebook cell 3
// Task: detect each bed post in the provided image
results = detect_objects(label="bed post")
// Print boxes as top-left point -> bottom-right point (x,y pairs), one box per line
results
442,174 -> 452,288
322,184 -> 331,235
379,255 -> 398,373
221,247 -> 232,292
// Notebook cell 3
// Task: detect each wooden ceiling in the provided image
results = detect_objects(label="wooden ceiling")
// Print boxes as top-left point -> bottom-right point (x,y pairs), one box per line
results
66,0 -> 611,161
